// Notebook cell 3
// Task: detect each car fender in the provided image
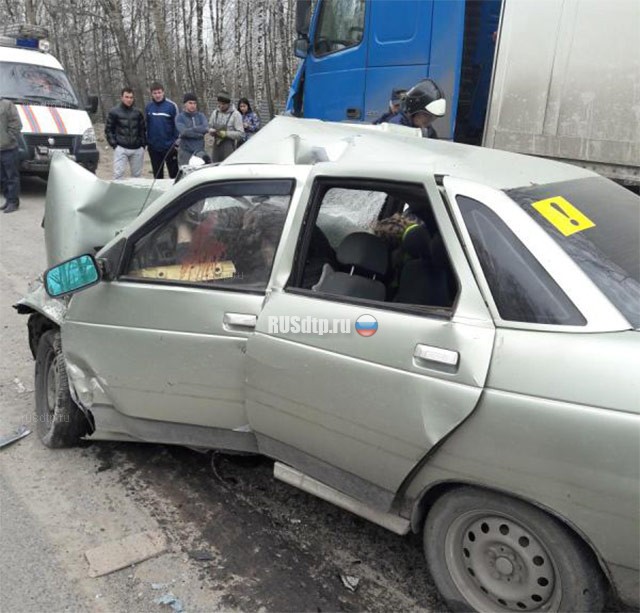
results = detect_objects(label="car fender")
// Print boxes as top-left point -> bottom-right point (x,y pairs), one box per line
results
399,390 -> 639,604
14,281 -> 68,353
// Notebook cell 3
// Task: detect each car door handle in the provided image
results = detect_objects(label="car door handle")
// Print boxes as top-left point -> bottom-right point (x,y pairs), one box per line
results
413,344 -> 459,368
346,107 -> 361,119
223,313 -> 257,330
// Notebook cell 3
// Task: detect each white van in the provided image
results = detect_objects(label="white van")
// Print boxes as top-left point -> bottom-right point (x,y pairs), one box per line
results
0,25 -> 99,176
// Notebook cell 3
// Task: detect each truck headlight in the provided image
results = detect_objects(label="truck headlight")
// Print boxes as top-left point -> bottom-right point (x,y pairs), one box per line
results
81,127 -> 96,145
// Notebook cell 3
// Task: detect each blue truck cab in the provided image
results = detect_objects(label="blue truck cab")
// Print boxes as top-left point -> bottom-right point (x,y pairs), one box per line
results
287,0 -> 501,144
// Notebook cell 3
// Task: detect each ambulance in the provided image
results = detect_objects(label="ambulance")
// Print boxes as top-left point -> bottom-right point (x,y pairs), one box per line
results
0,24 -> 99,176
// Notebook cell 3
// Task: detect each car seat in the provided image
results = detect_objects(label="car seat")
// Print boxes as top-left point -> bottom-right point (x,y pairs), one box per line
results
312,232 -> 388,301
393,225 -> 453,307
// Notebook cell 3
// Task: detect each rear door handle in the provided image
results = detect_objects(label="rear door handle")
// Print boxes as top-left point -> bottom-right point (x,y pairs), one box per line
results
414,344 -> 459,368
223,313 -> 257,330
346,107 -> 361,120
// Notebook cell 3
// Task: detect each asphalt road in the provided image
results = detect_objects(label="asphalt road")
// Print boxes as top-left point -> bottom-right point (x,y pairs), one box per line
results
0,175 -> 445,612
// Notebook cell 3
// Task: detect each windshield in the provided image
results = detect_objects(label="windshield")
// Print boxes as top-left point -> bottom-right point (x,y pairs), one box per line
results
506,177 -> 640,328
0,62 -> 79,108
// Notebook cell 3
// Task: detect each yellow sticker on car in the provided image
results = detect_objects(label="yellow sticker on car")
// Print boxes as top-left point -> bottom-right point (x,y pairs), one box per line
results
532,196 -> 596,237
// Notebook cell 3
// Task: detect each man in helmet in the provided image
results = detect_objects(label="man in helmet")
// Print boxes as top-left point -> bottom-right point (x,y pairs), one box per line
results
389,78 -> 446,138
373,88 -> 407,125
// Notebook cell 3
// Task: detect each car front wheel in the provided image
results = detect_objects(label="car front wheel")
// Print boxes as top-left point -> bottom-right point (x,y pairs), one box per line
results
35,329 -> 88,448
424,487 -> 606,612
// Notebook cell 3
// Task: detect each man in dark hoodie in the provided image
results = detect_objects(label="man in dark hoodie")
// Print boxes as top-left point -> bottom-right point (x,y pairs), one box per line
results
105,88 -> 146,179
175,93 -> 209,166
145,82 -> 179,178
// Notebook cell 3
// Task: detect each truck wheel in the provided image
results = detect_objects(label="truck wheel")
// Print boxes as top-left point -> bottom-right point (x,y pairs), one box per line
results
35,329 -> 88,448
424,487 -> 606,612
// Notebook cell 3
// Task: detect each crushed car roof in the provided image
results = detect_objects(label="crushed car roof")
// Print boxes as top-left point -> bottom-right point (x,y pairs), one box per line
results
226,116 -> 595,190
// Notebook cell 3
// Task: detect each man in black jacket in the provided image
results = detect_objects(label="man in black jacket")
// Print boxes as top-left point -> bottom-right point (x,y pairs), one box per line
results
105,88 -> 146,179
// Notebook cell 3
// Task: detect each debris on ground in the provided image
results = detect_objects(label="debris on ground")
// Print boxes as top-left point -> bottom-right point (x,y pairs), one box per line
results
154,592 -> 184,612
339,573 -> 361,592
85,530 -> 168,577
0,425 -> 31,449
187,549 -> 215,561
13,377 -> 27,393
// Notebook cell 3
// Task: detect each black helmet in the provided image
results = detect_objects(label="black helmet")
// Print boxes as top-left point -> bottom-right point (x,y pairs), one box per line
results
404,79 -> 446,117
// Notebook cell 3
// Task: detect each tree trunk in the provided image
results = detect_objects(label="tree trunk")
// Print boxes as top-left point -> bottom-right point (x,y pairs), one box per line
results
149,0 -> 179,100
99,0 -> 145,102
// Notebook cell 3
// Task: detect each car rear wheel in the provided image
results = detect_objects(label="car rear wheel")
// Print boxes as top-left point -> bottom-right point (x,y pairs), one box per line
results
35,329 -> 88,448
424,487 -> 606,612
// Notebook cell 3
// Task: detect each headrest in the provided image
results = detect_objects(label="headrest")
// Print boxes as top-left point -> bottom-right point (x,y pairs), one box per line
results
336,232 -> 388,276
403,225 -> 432,261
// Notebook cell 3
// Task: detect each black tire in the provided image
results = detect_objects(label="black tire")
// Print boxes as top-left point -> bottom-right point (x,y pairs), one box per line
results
35,329 -> 89,448
424,487 -> 606,612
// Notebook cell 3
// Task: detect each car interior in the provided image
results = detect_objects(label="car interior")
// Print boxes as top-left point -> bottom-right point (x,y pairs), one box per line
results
293,181 -> 458,311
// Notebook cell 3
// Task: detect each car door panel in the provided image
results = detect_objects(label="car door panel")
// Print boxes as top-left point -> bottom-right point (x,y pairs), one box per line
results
64,282 -> 263,429
247,296 -> 493,496
59,169 -> 310,443
246,176 -> 496,507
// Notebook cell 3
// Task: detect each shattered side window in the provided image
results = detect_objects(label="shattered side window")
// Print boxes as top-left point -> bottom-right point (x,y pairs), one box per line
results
317,188 -> 386,247
124,181 -> 293,291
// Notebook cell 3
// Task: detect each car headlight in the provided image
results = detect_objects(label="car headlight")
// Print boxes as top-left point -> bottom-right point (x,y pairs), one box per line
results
81,127 -> 96,145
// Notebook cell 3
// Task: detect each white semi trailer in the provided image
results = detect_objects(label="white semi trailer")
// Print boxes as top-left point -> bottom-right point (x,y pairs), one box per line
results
483,0 -> 639,188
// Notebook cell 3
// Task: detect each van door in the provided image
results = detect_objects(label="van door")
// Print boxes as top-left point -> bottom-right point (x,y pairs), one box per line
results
364,0 -> 434,122
364,0 -> 467,137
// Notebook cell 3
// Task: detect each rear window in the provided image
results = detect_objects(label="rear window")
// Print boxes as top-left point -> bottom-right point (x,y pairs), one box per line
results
506,177 -> 640,327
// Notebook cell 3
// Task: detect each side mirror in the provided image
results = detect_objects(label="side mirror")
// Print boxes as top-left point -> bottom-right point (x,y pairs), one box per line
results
294,37 -> 309,59
85,95 -> 99,114
44,254 -> 101,298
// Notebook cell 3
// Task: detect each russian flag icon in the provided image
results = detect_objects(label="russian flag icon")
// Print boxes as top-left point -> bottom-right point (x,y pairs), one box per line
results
355,314 -> 378,337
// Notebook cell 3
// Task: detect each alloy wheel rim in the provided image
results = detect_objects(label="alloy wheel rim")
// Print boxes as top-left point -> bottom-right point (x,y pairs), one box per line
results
444,511 -> 560,611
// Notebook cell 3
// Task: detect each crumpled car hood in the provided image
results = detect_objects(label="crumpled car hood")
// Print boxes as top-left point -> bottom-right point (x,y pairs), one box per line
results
44,153 -> 173,267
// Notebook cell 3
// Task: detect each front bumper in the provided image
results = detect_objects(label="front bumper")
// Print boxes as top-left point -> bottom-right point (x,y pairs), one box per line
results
18,133 -> 99,174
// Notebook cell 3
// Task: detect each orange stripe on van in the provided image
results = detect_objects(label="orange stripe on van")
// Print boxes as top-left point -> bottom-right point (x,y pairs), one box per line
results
49,107 -> 68,134
22,105 -> 41,133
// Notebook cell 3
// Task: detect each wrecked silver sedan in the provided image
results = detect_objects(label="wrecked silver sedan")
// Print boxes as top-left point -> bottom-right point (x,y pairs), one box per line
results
17,117 -> 640,612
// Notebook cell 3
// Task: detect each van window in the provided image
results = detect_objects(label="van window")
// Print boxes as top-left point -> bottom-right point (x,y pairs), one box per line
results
0,62 -> 79,108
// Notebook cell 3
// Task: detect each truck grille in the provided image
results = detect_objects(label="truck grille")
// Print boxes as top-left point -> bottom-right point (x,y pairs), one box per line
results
25,134 -> 76,149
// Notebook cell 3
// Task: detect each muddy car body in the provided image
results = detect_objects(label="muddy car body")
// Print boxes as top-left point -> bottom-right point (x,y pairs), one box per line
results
17,117 -> 640,612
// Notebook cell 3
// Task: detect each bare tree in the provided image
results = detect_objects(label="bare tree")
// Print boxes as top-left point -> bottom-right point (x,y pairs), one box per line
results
0,0 -> 300,120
